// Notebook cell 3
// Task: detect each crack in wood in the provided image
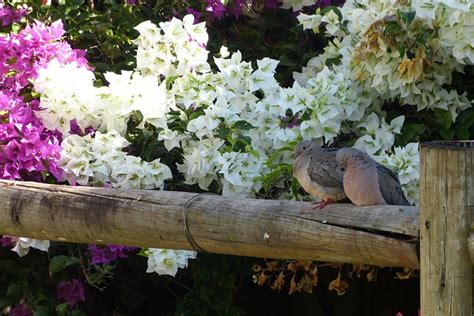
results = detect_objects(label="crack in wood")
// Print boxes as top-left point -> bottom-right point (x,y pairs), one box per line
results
10,192 -> 23,226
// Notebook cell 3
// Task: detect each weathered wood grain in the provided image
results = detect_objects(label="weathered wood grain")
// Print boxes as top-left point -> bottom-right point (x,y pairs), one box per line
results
420,141 -> 474,316
0,180 -> 419,268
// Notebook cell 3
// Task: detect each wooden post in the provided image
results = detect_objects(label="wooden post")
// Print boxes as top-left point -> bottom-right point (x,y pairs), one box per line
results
420,141 -> 474,315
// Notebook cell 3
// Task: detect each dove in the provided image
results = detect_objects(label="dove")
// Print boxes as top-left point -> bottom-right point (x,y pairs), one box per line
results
293,140 -> 346,209
335,148 -> 410,206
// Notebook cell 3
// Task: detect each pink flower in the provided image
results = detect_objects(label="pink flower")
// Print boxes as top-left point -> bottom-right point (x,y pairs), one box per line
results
88,244 -> 137,265
0,4 -> 27,27
186,8 -> 202,23
8,303 -> 32,316
205,0 -> 226,18
264,0 -> 280,10
56,279 -> 86,309
0,16 -> 89,182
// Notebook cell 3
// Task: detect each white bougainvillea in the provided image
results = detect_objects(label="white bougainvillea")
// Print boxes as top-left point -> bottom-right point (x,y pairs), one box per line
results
59,130 -> 171,189
145,248 -> 197,276
8,237 -> 50,257
30,5 -> 474,268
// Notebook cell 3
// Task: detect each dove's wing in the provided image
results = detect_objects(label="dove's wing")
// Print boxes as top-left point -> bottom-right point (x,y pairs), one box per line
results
376,164 -> 411,206
308,149 -> 344,189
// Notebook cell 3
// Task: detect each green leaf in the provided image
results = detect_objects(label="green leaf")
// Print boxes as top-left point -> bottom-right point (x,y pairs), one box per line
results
433,108 -> 453,130
439,129 -> 454,140
34,306 -> 50,316
234,120 -> 254,130
278,55 -> 297,67
137,247 -> 149,257
0,260 -> 17,273
7,283 -> 23,299
49,255 -> 80,275
56,303 -> 69,316
384,21 -> 401,37
455,127 -> 470,140
188,109 -> 204,121
71,310 -> 87,316
397,43 -> 406,58
400,11 -> 416,25
321,6 -> 342,21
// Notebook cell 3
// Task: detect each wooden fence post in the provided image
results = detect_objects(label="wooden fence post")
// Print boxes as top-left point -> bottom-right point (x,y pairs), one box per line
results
420,141 -> 474,315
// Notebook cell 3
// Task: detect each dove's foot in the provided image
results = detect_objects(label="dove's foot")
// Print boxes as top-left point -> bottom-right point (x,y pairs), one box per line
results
312,199 -> 334,209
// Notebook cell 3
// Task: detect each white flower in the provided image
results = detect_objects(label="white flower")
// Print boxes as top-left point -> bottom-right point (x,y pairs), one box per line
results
34,59 -> 100,133
158,128 -> 184,150
321,10 -> 344,37
280,0 -> 318,12
146,248 -> 197,276
375,143 -> 420,205
9,237 -> 50,257
249,58 -> 279,93
219,45 -> 230,58
60,131 -> 172,189
297,12 -> 323,32
186,112 -> 221,139
354,114 -> 405,155
177,138 -> 224,190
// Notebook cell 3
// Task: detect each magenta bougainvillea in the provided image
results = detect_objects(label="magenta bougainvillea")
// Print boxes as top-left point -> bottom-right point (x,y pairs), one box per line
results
56,279 -> 86,309
88,244 -> 137,265
0,19 -> 88,181
0,3 -> 27,27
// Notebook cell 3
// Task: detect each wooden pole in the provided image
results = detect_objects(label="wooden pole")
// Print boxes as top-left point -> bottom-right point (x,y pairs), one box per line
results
0,180 -> 419,268
420,141 -> 474,315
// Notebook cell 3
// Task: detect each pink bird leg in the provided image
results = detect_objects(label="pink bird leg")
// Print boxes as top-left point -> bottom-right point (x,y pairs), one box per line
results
312,198 -> 334,209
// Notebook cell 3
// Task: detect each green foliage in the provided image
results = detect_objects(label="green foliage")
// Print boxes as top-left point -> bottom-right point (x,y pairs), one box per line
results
175,255 -> 251,316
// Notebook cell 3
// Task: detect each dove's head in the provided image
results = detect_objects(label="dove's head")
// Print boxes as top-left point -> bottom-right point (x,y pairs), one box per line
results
335,148 -> 364,168
294,140 -> 321,157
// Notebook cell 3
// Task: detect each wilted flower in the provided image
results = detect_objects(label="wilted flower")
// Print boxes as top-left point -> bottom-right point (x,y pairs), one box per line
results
8,303 -> 32,316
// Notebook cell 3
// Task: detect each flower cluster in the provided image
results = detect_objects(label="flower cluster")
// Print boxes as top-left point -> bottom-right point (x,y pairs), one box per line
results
56,279 -> 86,309
413,0 -> 474,64
202,0 -> 279,19
35,14 -> 420,204
375,143 -> 420,204
0,93 -> 62,180
145,248 -> 197,276
0,20 -> 88,95
346,0 -> 470,119
88,244 -> 137,265
59,130 -> 172,189
2,236 -> 50,257
133,16 -> 209,77
0,20 -> 87,181
7,303 -> 32,316
0,18 -> 91,259
354,113 -> 405,156
0,3 -> 28,26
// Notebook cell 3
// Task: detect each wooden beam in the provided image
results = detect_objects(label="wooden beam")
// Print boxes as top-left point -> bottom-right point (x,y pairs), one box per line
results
0,180 -> 419,268
420,141 -> 474,316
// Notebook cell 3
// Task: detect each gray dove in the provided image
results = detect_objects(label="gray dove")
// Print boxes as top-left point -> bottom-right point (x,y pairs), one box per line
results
335,148 -> 410,206
293,140 -> 346,209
